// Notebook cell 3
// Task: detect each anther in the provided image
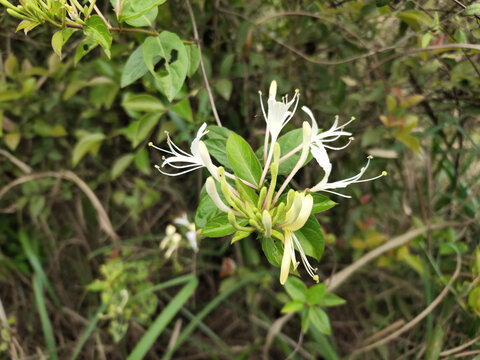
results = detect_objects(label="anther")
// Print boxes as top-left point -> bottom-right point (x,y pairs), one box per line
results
351,116 -> 356,121
382,171 -> 387,176
148,142 -> 153,146
367,155 -> 373,159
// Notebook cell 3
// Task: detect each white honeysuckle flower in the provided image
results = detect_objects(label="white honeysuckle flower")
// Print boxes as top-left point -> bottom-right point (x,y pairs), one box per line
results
310,153 -> 387,197
279,193 -> 319,285
259,81 -> 301,183
302,106 -> 354,151
260,81 -> 300,143
149,123 -> 218,180
160,224 -> 182,258
173,213 -> 199,252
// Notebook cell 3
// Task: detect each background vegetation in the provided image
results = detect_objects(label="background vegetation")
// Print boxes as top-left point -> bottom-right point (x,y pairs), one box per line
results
0,0 -> 479,359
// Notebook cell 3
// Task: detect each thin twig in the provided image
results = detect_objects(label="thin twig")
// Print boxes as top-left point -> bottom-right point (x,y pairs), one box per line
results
0,149 -> 32,173
350,251 -> 461,355
327,221 -> 461,292
0,171 -> 120,248
440,335 -> 480,357
185,0 -> 222,127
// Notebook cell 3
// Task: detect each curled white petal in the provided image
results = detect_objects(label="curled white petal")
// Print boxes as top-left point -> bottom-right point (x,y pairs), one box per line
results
205,177 -> 231,213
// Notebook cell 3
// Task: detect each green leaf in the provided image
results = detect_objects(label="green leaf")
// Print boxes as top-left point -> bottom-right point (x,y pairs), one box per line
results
301,307 -> 310,332
142,32 -> 188,102
204,126 -> 231,168
231,230 -> 252,244
119,0 -> 167,22
84,15 -> 112,58
0,90 -> 21,102
134,148 -> 151,175
34,120 -> 67,137
185,44 -> 200,77
4,132 -> 20,150
170,97 -> 193,122
72,133 -> 105,166
51,31 -> 63,58
127,275 -> 197,360
235,177 -> 258,204
306,283 -> 327,306
464,4 -> 480,16
309,307 -> 331,335
111,154 -> 135,180
226,132 -> 262,187
261,236 -> 284,268
204,140 -> 229,168
316,293 -> 346,307
214,79 -> 232,101
294,215 -> 325,261
284,277 -> 307,301
281,300 -> 305,313
133,112 -> 161,148
121,45 -> 149,87
311,193 -> 337,213
125,6 -> 157,27
29,195 -> 45,218
74,38 -> 98,66
425,325 -> 444,360
396,10 -> 433,30
122,94 -> 165,112
202,213 -> 246,237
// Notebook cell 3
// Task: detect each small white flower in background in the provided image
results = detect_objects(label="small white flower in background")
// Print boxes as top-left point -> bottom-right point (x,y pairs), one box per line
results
173,213 -> 199,253
160,224 -> 182,259
149,123 -> 219,180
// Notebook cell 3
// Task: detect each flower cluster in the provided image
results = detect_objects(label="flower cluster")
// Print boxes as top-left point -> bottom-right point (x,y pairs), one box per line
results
149,81 -> 386,284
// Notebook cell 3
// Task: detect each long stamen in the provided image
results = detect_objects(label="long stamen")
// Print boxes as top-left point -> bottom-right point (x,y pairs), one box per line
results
166,133 -> 192,157
292,234 -> 318,282
318,189 -> 352,198
154,164 -> 203,176
355,171 -> 387,183
323,137 -> 354,151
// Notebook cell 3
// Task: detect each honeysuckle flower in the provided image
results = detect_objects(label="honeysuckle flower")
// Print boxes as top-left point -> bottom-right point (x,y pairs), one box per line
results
302,106 -> 354,151
310,152 -> 387,197
259,80 -> 300,184
300,106 -> 386,197
173,213 -> 198,253
160,224 -> 182,258
279,192 -> 318,285
149,123 -> 218,180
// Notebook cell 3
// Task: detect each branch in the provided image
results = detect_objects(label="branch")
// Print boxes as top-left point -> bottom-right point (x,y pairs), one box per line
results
326,221 -> 460,292
185,0 -> 222,127
350,251 -> 461,355
0,171 -> 120,248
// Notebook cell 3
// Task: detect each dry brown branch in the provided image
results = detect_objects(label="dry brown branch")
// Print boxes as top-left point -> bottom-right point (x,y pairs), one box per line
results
439,335 -> 480,357
185,0 -> 222,127
0,149 -> 32,173
327,221 -> 459,292
350,251 -> 461,355
0,171 -> 120,247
